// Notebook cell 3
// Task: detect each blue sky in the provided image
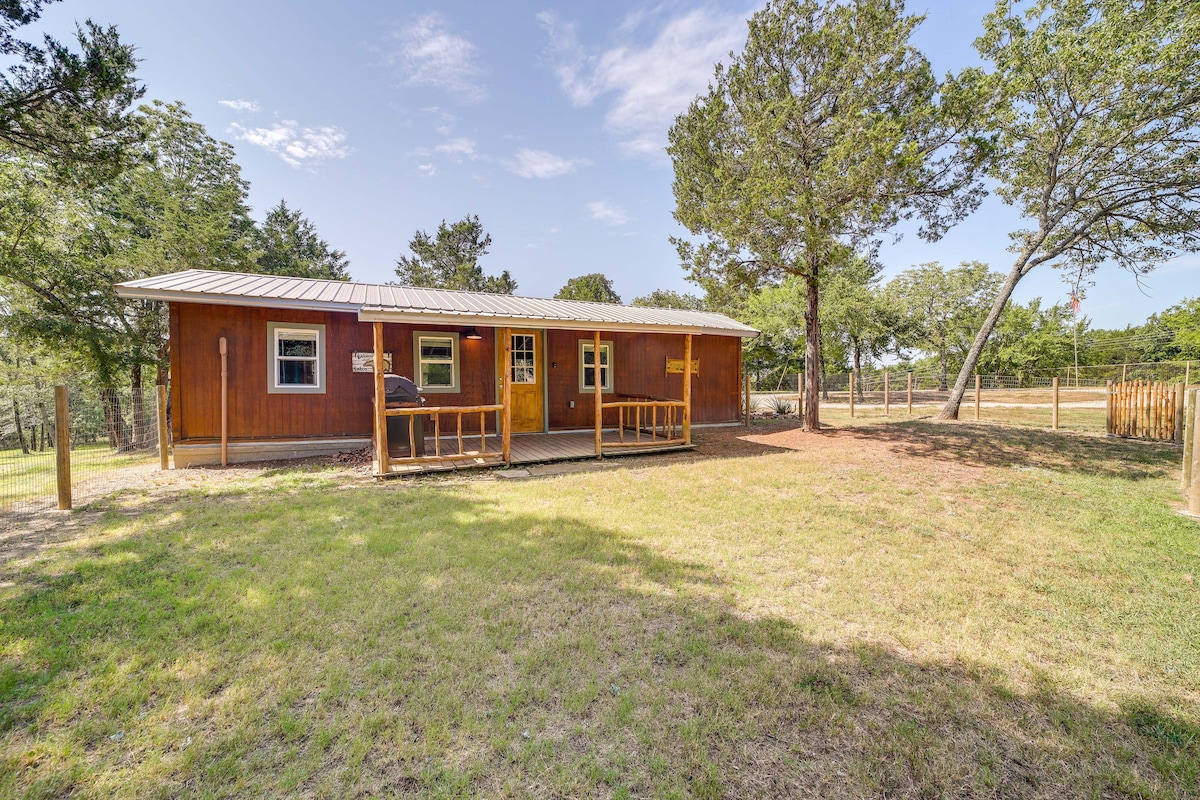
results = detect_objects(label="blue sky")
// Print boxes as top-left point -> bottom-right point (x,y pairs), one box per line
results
40,0 -> 1200,328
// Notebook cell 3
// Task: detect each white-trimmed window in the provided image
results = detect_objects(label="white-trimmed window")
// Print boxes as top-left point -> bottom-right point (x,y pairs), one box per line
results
414,332 -> 460,393
579,340 -> 613,393
267,322 -> 325,394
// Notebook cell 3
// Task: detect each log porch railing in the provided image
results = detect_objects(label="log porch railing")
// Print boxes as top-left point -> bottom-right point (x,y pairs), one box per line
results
381,403 -> 505,469
372,323 -> 693,474
603,398 -> 687,449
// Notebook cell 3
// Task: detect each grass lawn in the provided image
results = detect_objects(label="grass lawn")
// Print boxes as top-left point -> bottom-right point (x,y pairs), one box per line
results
1,419 -> 1198,798
1,444 -> 158,510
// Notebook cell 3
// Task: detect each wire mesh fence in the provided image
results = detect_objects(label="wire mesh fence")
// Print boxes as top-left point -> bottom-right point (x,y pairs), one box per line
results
1,384 -> 162,524
747,360 -> 1199,435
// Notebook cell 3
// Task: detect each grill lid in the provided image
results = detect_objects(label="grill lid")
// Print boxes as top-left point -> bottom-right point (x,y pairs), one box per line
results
383,374 -> 422,404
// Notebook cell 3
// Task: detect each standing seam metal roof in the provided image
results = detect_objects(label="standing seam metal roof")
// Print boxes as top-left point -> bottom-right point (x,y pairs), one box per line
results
114,269 -> 759,336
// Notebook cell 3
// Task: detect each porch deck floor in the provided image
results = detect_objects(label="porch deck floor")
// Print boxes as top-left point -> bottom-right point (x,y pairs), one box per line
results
380,429 -> 691,475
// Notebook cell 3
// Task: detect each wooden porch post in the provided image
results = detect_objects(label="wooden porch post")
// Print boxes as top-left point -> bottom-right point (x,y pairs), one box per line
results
594,330 -> 603,457
683,334 -> 693,445
502,327 -> 512,465
372,321 -> 388,475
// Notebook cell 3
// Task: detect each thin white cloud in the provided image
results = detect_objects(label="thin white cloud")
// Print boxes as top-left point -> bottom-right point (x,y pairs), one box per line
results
388,13 -> 485,101
538,8 -> 746,157
218,99 -> 259,112
418,163 -> 437,176
588,200 -> 629,226
506,148 -> 585,179
230,120 -> 350,169
434,137 -> 476,157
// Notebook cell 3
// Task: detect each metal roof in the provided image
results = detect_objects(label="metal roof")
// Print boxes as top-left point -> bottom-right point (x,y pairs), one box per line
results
114,269 -> 759,337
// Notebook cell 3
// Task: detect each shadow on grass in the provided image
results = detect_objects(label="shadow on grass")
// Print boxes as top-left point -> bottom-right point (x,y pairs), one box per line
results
840,419 -> 1180,480
688,417 -> 1181,482
1,480 -> 1195,798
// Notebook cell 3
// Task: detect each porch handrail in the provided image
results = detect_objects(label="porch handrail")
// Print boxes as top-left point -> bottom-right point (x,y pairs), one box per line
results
380,403 -> 504,468
600,398 -> 687,448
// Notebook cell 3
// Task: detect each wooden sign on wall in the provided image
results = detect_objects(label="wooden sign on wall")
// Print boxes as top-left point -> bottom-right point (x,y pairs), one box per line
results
665,358 -> 699,376
352,351 -> 393,373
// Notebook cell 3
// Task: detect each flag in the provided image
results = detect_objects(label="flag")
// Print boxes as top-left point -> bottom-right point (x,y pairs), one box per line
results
1070,293 -> 1081,314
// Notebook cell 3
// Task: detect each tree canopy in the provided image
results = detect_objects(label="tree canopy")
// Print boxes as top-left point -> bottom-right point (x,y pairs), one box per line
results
937,0 -> 1200,418
0,0 -> 143,178
554,273 -> 622,304
631,289 -> 706,310
255,200 -> 350,281
888,261 -> 1002,390
668,0 -> 987,429
394,215 -> 516,294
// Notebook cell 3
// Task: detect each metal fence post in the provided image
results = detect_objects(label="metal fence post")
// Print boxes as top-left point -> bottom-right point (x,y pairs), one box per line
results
54,385 -> 71,510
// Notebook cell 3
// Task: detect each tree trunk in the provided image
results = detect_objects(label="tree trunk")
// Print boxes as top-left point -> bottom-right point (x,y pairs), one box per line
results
937,264 -> 1025,420
102,388 -> 133,451
938,346 -> 948,392
131,364 -> 151,449
13,397 -> 28,454
803,270 -> 821,431
853,343 -> 864,402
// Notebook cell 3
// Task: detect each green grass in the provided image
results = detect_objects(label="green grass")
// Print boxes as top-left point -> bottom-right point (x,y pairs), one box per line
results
1,444 -> 157,508
1,419 -> 1198,798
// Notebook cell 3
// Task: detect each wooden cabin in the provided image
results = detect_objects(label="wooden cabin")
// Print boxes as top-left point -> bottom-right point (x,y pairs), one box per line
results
114,270 -> 759,474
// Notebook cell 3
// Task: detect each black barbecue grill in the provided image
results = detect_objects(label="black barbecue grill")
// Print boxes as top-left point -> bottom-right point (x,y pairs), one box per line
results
383,374 -> 425,456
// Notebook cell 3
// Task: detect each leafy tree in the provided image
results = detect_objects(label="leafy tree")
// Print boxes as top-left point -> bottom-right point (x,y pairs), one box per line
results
631,289 -> 706,310
1151,298 -> 1200,360
668,0 -> 987,430
0,1 -> 143,178
555,273 -> 621,304
976,298 -> 1076,375
0,101 -> 256,392
821,258 -> 899,399
254,200 -> 349,280
938,0 -> 1200,418
888,261 -> 1002,390
394,214 -> 516,294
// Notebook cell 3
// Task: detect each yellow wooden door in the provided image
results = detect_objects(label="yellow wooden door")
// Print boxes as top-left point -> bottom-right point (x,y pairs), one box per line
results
500,330 -> 544,433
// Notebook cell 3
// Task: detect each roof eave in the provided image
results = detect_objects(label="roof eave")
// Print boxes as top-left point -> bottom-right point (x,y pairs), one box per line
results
114,285 -> 362,314
357,308 -> 757,337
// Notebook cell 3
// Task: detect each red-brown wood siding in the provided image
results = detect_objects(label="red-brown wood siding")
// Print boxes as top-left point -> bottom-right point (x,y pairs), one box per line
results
169,303 -> 743,441
543,330 -> 741,429
170,303 -> 497,441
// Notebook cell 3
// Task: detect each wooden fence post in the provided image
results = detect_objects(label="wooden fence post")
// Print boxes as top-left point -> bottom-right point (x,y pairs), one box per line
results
1105,380 -> 1113,436
744,371 -> 751,427
1052,376 -> 1059,430
797,372 -> 804,420
1189,394 -> 1200,516
1183,389 -> 1197,492
54,385 -> 71,510
974,374 -> 981,421
157,384 -> 169,470
1176,382 -> 1186,444
907,371 -> 913,415
849,373 -> 855,418
884,371 -> 890,417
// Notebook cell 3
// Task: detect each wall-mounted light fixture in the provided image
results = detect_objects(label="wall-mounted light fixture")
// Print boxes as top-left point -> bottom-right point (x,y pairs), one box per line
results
463,326 -> 483,340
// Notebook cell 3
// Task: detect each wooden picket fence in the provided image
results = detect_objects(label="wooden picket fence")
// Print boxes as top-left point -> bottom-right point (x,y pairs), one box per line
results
1106,380 -> 1184,442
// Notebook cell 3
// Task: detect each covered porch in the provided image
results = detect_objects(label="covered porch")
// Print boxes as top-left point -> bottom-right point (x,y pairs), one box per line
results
369,323 -> 696,476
